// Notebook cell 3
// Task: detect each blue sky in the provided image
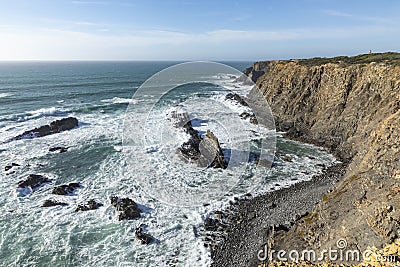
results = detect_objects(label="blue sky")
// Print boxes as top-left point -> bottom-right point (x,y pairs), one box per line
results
0,0 -> 399,60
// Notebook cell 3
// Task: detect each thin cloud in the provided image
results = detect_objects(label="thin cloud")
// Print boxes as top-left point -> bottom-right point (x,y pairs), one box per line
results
323,9 -> 398,24
0,25 -> 398,60
324,10 -> 353,18
71,1 -> 108,5
74,21 -> 98,26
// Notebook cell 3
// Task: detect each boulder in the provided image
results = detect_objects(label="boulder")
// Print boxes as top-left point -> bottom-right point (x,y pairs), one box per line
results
17,174 -> 51,191
12,117 -> 78,141
52,182 -> 81,195
75,199 -> 103,212
42,200 -> 68,207
110,196 -> 141,220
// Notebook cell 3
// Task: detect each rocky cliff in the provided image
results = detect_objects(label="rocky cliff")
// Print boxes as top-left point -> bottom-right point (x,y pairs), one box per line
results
251,53 -> 400,259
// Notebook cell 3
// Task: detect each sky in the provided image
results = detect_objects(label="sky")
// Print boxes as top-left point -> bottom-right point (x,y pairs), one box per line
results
0,0 -> 399,61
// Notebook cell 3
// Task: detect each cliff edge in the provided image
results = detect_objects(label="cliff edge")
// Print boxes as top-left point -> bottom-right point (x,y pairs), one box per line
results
251,53 -> 400,258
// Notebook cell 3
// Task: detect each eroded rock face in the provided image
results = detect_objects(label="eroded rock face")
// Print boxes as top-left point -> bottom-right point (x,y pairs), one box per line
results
251,58 -> 400,255
235,61 -> 270,85
12,117 -> 78,141
75,199 -> 103,212
110,196 -> 141,220
198,130 -> 227,169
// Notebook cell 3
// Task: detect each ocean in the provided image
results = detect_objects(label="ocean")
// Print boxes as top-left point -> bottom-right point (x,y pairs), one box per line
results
0,61 -> 336,266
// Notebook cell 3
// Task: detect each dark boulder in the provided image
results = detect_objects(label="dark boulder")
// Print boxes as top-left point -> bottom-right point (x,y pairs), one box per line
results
42,199 -> 68,207
135,226 -> 153,244
52,182 -> 81,195
225,93 -> 248,106
17,174 -> 51,190
110,196 -> 141,220
12,117 -> 78,141
49,146 -> 68,153
75,199 -> 103,212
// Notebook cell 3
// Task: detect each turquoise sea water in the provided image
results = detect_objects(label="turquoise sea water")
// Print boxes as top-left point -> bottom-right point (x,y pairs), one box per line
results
0,61 -> 336,266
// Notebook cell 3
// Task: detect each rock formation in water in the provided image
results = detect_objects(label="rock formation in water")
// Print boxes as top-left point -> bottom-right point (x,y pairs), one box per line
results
225,93 -> 249,106
12,117 -> 78,141
17,174 -> 51,191
42,199 -> 68,207
110,196 -> 141,220
245,52 -> 400,256
198,130 -> 227,169
52,182 -> 81,195
170,110 -> 227,169
75,199 -> 103,212
135,226 -> 153,244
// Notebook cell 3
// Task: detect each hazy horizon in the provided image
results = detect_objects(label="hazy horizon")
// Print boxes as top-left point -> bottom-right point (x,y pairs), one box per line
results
1,0 -> 399,61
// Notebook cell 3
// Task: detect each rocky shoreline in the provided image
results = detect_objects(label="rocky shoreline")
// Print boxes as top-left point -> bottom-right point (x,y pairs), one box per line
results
205,161 -> 346,266
207,53 -> 400,266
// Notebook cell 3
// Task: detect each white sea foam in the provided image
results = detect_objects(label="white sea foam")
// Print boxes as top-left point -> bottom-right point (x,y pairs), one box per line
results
0,92 -> 12,98
101,97 -> 138,105
16,107 -> 69,122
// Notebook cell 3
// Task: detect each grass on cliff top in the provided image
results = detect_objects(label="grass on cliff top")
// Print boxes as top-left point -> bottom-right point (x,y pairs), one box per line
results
297,52 -> 400,67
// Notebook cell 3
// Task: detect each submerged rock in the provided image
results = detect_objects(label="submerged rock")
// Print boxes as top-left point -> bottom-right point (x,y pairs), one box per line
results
75,199 -> 103,212
12,117 -> 78,141
52,182 -> 81,195
49,146 -> 68,153
17,174 -> 51,191
135,226 -> 153,244
110,196 -> 141,220
5,163 -> 20,172
42,199 -> 68,207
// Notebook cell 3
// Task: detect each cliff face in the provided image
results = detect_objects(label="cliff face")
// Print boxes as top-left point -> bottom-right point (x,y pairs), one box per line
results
252,56 -> 400,253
